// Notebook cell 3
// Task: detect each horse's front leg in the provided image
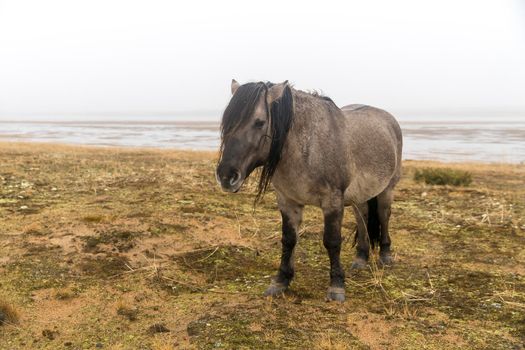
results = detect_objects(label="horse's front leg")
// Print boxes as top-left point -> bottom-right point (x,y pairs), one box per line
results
323,200 -> 346,302
264,196 -> 303,297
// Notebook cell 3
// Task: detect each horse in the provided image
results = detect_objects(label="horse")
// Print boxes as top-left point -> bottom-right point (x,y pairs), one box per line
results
216,80 -> 402,301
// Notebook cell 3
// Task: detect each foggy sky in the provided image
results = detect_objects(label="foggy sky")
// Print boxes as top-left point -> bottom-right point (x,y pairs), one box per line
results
0,0 -> 524,119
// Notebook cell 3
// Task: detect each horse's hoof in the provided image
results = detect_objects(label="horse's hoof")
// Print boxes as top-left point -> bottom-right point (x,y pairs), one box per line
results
263,282 -> 288,297
379,254 -> 394,267
350,258 -> 368,270
326,287 -> 345,302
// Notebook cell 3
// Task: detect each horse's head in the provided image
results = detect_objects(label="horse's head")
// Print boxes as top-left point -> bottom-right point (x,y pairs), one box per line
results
216,79 -> 293,198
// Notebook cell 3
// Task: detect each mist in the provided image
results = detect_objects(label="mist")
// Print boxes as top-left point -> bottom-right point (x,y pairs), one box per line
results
0,0 -> 524,119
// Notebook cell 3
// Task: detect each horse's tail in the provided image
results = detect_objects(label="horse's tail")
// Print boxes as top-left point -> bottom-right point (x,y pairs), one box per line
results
367,197 -> 381,248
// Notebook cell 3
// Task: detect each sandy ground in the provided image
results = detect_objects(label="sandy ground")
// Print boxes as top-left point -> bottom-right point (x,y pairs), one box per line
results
0,142 -> 524,349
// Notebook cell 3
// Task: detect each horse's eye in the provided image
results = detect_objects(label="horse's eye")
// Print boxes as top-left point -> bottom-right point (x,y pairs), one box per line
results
254,119 -> 265,129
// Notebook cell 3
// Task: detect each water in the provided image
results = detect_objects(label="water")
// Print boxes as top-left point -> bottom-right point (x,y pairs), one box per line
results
399,117 -> 525,163
0,116 -> 524,163
0,118 -> 220,150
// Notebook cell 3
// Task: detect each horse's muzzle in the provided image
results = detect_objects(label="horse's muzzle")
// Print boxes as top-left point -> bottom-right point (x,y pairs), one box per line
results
216,165 -> 244,193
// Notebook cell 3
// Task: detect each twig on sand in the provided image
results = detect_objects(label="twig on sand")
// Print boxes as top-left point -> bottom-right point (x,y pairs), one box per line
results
0,319 -> 22,331
171,245 -> 220,256
195,246 -> 219,262
109,264 -> 155,278
400,291 -> 432,302
233,206 -> 242,238
426,270 -> 435,294
263,231 -> 280,241
171,244 -> 256,257
500,300 -> 525,309
250,214 -> 260,237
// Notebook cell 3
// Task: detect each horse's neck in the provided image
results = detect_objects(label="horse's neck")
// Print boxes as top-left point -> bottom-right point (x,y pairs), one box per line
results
280,92 -> 350,169
272,93 -> 355,202
291,92 -> 347,147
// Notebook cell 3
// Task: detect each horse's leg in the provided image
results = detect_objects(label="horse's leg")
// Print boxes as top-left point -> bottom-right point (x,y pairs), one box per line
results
264,196 -> 303,297
323,201 -> 346,302
377,188 -> 394,266
350,202 -> 369,269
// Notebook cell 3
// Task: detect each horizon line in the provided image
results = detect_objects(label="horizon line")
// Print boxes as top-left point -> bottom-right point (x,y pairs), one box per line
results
1,107 -> 525,119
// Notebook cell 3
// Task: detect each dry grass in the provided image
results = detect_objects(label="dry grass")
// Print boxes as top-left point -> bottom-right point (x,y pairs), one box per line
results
115,300 -> 138,321
150,341 -> 175,350
0,299 -> 20,326
22,222 -> 47,235
0,142 -> 524,349
312,333 -> 350,350
53,287 -> 76,300
82,214 -> 107,223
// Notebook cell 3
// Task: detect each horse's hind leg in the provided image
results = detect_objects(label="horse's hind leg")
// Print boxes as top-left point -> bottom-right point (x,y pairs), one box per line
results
350,202 -> 370,269
264,195 -> 303,297
377,188 -> 394,266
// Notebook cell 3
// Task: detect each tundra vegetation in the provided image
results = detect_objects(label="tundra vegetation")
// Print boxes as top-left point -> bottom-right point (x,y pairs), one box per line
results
414,168 -> 473,187
0,142 -> 523,349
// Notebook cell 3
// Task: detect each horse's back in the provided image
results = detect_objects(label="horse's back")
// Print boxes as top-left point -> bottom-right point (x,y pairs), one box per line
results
340,104 -> 403,203
341,104 -> 369,112
341,104 -> 402,158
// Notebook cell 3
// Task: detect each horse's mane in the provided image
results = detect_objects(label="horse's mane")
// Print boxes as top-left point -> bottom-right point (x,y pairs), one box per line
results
220,81 -> 294,202
308,90 -> 336,103
297,89 -> 338,109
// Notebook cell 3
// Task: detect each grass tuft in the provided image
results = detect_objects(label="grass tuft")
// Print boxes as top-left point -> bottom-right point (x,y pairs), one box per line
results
54,287 -> 76,300
0,299 -> 20,326
116,301 -> 138,321
414,167 -> 472,186
312,334 -> 349,350
82,214 -> 106,223
22,222 -> 48,236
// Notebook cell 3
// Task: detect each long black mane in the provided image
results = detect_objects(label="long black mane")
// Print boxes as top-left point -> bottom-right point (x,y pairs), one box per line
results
220,82 -> 294,202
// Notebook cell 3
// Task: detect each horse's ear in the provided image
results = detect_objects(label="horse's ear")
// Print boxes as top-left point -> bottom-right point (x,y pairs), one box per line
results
267,80 -> 289,103
231,79 -> 240,95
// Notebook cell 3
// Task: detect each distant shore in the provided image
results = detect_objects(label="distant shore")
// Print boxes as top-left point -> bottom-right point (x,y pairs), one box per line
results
1,114 -> 524,163
1,112 -> 524,165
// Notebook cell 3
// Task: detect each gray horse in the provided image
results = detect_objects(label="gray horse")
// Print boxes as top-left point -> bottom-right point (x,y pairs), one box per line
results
216,80 -> 402,301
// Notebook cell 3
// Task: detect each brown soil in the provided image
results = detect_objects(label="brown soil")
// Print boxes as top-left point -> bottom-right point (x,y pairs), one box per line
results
0,142 -> 524,349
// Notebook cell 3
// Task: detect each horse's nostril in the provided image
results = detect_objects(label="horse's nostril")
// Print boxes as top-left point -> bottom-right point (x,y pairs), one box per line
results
229,171 -> 240,186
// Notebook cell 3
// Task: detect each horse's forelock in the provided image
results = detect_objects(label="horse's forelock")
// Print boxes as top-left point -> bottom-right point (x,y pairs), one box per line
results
220,82 -> 267,146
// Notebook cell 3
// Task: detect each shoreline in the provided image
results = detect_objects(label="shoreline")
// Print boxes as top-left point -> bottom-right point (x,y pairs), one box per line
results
1,117 -> 523,163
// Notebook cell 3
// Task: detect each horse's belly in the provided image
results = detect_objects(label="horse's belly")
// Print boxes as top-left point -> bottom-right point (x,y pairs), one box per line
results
343,174 -> 390,205
273,180 -> 323,206
343,124 -> 400,204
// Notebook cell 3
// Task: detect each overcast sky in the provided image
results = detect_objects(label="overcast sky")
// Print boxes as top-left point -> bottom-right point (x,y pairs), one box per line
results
0,0 -> 524,119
